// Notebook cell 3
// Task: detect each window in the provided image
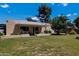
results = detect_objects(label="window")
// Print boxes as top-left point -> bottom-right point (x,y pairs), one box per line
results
35,27 -> 38,31
20,26 -> 29,31
35,27 -> 39,34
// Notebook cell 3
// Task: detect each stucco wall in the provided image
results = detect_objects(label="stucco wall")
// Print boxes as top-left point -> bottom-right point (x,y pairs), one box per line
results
6,20 -> 16,35
41,24 -> 51,33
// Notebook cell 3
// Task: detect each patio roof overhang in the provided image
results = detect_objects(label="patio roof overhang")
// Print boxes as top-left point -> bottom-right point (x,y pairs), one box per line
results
15,21 -> 50,26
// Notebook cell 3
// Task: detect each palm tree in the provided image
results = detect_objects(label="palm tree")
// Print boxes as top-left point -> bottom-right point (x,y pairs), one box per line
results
38,4 -> 52,23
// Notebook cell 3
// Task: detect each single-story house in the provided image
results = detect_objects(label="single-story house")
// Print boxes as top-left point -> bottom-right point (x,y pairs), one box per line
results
6,20 -> 52,35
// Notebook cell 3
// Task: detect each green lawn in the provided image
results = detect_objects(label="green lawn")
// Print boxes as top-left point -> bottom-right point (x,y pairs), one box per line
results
0,35 -> 79,56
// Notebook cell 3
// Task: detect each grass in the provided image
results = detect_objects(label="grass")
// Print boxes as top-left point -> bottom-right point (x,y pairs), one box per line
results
0,35 -> 79,56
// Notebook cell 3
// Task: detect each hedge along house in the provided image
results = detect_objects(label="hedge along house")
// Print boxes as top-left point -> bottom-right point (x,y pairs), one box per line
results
6,20 -> 52,36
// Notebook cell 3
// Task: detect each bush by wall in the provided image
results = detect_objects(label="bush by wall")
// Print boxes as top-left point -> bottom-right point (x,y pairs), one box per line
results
0,32 -> 4,36
68,30 -> 77,35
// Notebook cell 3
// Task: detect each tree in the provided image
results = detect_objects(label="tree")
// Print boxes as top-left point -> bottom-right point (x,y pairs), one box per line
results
73,16 -> 79,28
58,15 -> 69,30
38,4 -> 52,23
51,16 -> 59,29
51,14 -> 69,34
73,17 -> 79,34
51,16 -> 60,34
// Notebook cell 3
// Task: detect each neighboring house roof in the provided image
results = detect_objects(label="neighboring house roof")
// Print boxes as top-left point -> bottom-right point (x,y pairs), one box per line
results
31,17 -> 40,22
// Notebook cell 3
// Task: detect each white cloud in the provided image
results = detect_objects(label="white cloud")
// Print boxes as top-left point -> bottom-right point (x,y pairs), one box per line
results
62,3 -> 68,7
73,13 -> 77,16
52,3 -> 55,5
0,4 -> 9,8
66,13 -> 77,17
58,14 -> 61,16
66,14 -> 72,17
56,3 -> 68,7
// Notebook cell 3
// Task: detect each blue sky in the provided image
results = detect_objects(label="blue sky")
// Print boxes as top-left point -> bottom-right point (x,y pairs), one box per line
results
0,3 -> 79,24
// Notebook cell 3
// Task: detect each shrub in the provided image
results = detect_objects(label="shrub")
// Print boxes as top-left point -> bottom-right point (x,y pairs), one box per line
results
44,30 -> 50,33
11,33 -> 20,35
68,30 -> 77,35
76,37 -> 79,39
60,29 -> 67,33
0,32 -> 4,36
49,31 -> 51,33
